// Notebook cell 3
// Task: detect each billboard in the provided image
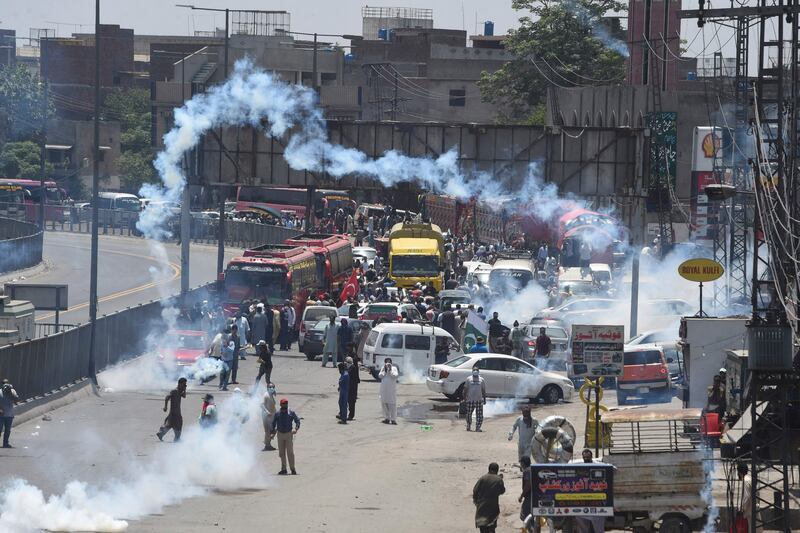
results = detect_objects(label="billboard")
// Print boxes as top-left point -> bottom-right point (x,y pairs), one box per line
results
569,325 -> 624,378
4,283 -> 68,311
531,463 -> 614,517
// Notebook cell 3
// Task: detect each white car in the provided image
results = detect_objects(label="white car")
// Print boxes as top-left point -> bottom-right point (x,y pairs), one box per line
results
352,246 -> 378,268
426,353 -> 574,404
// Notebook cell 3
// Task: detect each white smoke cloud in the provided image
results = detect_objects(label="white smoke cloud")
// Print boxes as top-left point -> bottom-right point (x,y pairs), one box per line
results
0,392 -> 269,533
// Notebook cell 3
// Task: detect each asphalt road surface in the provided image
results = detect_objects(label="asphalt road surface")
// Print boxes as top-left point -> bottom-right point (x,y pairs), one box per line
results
0,343 -> 689,533
6,232 -> 237,326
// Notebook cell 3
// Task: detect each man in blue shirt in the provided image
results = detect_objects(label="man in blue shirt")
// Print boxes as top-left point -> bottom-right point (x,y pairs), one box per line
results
270,398 -> 300,475
470,336 -> 489,354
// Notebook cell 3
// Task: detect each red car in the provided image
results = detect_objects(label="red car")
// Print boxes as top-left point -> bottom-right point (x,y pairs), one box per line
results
158,330 -> 208,367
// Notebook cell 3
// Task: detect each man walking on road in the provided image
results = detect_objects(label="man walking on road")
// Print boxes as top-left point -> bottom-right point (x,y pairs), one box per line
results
345,356 -> 360,420
229,324 -> 241,384
261,383 -> 277,451
254,340 -> 273,387
472,462 -> 505,533
336,362 -> 350,424
219,340 -> 235,391
270,398 -> 300,475
379,357 -> 398,424
233,312 -> 250,360
322,315 -> 339,367
487,312 -> 503,353
157,377 -> 187,442
0,379 -> 19,448
251,304 -> 268,347
534,327 -> 551,369
508,406 -> 539,460
464,368 -> 487,432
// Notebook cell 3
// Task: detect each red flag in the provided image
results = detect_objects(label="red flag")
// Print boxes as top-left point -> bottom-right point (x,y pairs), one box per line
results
339,269 -> 360,304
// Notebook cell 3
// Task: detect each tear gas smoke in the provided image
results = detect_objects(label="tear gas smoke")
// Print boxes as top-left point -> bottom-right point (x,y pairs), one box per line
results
562,0 -> 630,58
701,449 -> 719,533
0,391 -> 269,533
482,397 -> 521,418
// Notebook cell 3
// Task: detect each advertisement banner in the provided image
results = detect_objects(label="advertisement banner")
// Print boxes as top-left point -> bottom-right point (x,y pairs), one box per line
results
530,463 -> 614,517
569,325 -> 624,378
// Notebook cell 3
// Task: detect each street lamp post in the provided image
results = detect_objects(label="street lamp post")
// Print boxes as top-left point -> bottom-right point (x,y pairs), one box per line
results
88,0 -> 101,384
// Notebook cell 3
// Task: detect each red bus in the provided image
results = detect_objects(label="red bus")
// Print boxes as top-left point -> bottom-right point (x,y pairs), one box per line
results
236,187 -> 356,219
223,244 -> 317,321
283,233 -> 353,296
0,183 -> 27,220
0,178 -> 72,223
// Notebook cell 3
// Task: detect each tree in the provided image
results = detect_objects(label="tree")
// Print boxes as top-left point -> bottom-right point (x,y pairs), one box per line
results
0,141 -> 52,178
478,0 -> 627,123
0,65 -> 53,140
103,88 -> 156,191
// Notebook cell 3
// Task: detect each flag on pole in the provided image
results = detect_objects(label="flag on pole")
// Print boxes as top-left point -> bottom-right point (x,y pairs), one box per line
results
463,310 -> 488,352
339,269 -> 360,304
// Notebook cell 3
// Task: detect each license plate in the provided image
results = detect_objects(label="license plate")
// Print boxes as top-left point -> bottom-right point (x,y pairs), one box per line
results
638,387 -> 650,394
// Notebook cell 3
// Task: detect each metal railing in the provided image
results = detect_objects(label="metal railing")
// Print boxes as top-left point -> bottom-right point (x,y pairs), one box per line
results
0,283 -> 215,402
34,323 -> 78,338
0,216 -> 44,273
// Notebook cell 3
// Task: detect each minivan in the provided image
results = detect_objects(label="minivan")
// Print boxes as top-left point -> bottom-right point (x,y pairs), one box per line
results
298,305 -> 339,350
362,323 -> 462,380
617,344 -> 672,404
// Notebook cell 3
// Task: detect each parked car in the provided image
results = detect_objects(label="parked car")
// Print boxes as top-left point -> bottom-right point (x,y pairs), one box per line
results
363,323 -> 462,380
521,321 -> 570,368
438,289 -> 471,309
533,298 -> 619,325
352,246 -> 378,268
359,302 -> 422,323
626,327 -> 678,346
426,353 -> 575,404
302,317 -> 371,361
157,329 -> 208,367
298,305 -> 338,350
617,344 -> 672,404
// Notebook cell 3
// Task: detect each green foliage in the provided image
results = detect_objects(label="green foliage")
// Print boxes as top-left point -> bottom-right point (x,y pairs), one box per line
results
0,65 -> 53,141
103,88 -> 155,191
0,141 -> 52,178
478,0 -> 627,123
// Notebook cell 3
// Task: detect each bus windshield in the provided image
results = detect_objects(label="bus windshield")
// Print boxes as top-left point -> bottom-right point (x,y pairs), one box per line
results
225,266 -> 289,305
391,255 -> 439,276
489,269 -> 533,290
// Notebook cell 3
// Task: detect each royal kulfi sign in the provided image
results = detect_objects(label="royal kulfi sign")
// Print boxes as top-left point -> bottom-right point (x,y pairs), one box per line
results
678,258 -> 724,283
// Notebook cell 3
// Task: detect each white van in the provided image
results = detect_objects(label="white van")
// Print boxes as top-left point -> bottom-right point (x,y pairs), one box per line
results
362,323 -> 462,380
298,305 -> 338,349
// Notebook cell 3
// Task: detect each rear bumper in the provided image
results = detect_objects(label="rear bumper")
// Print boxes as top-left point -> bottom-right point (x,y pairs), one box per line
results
618,380 -> 670,391
426,378 -> 455,395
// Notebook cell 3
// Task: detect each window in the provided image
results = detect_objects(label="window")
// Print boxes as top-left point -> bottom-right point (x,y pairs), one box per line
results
449,89 -> 466,107
405,335 -> 431,351
445,355 -> 471,367
624,350 -> 663,365
381,334 -> 404,349
366,330 -> 379,347
406,307 -> 422,320
476,357 -> 505,371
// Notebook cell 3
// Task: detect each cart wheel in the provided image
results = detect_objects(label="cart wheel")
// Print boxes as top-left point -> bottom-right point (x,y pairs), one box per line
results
660,515 -> 690,533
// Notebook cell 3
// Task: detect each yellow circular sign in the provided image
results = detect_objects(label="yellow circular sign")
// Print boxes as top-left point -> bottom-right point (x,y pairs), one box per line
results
678,258 -> 724,282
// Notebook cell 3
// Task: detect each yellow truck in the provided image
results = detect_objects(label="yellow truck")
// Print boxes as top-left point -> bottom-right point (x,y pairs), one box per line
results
388,221 -> 445,291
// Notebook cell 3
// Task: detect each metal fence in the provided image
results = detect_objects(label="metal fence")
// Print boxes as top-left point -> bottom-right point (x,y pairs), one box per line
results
0,216 -> 44,273
34,323 -> 78,338
0,283 -> 214,402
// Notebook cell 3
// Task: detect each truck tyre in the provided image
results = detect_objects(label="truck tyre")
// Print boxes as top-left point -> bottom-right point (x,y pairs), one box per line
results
616,390 -> 628,405
660,515 -> 690,533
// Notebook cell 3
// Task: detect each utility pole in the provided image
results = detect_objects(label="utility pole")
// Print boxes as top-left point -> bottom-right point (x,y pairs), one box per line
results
311,32 -> 318,92
217,8 -> 229,277
38,37 -> 48,230
87,0 -> 101,384
180,52 -> 190,296
392,69 -> 398,121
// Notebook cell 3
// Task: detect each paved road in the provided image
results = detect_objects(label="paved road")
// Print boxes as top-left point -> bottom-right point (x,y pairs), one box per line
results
7,232 -> 238,326
0,343 -> 691,533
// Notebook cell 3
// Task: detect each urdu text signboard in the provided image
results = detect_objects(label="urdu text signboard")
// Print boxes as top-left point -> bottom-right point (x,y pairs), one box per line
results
531,463 -> 614,517
568,325 -> 624,379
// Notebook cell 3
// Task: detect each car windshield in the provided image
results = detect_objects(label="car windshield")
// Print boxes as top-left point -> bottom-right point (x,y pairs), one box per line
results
305,307 -> 337,322
445,355 -> 471,367
365,305 -> 397,316
166,334 -> 205,349
391,255 -> 439,276
529,326 -> 568,339
355,249 -> 377,260
624,350 -> 662,365
561,281 -> 596,295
